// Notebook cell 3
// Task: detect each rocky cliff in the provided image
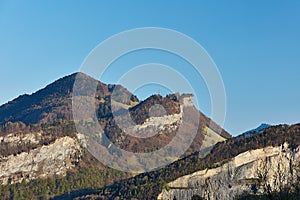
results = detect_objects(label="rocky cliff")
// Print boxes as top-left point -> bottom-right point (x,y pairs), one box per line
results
0,72 -> 231,199
0,134 -> 82,185
70,124 -> 300,200
158,142 -> 300,200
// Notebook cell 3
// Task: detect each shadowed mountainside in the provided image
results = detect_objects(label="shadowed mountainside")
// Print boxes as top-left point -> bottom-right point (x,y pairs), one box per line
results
0,72 -> 138,125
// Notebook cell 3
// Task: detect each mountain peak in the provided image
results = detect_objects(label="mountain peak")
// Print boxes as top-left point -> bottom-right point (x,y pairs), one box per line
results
247,123 -> 271,133
0,72 -> 138,125
240,123 -> 271,139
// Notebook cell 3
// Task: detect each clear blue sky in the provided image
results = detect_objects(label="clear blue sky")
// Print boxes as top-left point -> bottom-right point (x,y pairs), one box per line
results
0,0 -> 299,135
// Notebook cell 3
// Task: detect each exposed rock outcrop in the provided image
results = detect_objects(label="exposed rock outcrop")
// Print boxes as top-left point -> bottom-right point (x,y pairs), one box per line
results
158,143 -> 300,200
0,136 -> 82,185
128,113 -> 182,138
0,132 -> 41,145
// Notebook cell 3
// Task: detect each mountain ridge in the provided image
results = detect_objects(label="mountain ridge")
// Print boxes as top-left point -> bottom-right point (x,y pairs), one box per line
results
0,72 -> 138,125
72,123 -> 300,200
0,72 -> 231,199
242,123 -> 271,135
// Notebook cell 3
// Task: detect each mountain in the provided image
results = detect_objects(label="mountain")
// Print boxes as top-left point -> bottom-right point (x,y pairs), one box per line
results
234,124 -> 272,142
73,123 -> 300,200
0,72 -> 138,125
1,72 -> 298,200
242,123 -> 271,135
0,72 -> 230,199
157,123 -> 300,200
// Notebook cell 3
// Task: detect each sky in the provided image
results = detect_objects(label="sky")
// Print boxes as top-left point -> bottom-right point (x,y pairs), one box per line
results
0,0 -> 299,135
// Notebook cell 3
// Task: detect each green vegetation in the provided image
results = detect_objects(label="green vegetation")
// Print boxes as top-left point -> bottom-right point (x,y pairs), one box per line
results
164,183 -> 170,191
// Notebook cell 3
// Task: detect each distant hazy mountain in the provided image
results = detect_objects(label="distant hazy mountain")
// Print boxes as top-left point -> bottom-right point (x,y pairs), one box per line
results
243,123 -> 271,134
238,123 -> 272,140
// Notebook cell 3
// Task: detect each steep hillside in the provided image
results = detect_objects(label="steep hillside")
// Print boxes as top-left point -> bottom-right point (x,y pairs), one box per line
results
0,72 -> 230,199
74,123 -> 300,200
0,72 -> 138,125
159,143 -> 300,200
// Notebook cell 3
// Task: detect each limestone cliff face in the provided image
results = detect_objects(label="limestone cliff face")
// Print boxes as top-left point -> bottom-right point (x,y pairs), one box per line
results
0,135 -> 82,185
131,113 -> 182,137
158,143 -> 300,200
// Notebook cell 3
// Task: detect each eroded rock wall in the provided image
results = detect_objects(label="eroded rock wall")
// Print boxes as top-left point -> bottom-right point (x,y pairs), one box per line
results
0,136 -> 82,185
158,143 -> 300,200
